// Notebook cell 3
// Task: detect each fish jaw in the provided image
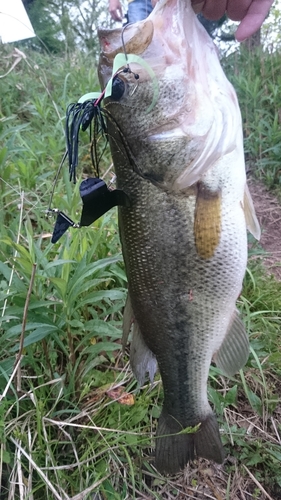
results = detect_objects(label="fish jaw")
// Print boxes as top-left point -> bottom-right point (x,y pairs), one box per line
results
98,0 -> 243,192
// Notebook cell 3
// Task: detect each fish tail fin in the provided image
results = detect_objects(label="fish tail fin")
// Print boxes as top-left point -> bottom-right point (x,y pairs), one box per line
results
194,414 -> 225,463
155,410 -> 225,474
155,410 -> 195,474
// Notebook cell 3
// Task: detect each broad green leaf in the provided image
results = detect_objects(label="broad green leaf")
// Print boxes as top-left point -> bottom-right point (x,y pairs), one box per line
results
2,451 -> 11,465
11,325 -> 59,352
0,147 -> 8,165
0,357 -> 15,380
4,322 -> 57,338
0,315 -> 20,322
49,277 -> 67,298
0,261 -> 12,281
68,319 -> 84,328
83,341 -> 121,356
83,319 -> 121,338
68,277 -> 113,300
44,259 -> 76,272
245,453 -> 264,466
247,389 -> 262,416
76,289 -> 125,309
225,385 -> 237,407
13,244 -> 35,263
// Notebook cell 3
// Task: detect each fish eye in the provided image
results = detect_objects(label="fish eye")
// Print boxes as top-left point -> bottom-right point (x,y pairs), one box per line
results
111,76 -> 126,101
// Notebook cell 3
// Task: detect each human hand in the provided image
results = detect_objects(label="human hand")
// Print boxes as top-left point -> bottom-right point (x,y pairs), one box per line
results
191,0 -> 274,41
109,0 -> 123,22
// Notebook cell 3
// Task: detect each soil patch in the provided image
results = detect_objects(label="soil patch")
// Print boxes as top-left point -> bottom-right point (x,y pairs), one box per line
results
248,179 -> 281,280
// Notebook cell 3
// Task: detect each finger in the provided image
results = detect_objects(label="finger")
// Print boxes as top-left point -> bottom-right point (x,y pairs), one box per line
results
191,1 -> 205,14
227,0 -> 252,21
235,0 -> 274,41
201,0 -> 228,21
110,9 -> 122,21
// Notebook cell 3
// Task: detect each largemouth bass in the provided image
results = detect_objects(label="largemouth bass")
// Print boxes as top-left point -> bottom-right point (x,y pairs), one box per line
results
98,0 -> 260,474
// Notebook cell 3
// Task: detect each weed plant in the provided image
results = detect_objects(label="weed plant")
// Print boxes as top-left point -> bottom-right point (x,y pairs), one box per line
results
223,47 -> 281,189
0,45 -> 281,499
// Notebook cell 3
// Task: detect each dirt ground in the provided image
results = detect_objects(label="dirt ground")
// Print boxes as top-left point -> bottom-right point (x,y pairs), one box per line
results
248,179 -> 281,280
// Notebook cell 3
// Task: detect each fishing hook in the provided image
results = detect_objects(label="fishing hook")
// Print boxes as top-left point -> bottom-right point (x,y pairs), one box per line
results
121,24 -> 140,81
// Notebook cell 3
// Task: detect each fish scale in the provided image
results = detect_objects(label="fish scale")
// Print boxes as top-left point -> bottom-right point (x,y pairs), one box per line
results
98,0 -> 260,474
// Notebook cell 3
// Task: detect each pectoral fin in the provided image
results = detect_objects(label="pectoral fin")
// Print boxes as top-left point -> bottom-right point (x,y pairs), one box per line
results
243,183 -> 261,240
214,310 -> 249,377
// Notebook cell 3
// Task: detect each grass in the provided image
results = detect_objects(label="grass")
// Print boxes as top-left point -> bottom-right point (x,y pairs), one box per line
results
1,43 -> 281,499
223,47 -> 281,189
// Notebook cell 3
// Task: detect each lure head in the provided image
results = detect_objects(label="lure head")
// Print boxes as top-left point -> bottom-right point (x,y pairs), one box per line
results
98,18 -> 181,187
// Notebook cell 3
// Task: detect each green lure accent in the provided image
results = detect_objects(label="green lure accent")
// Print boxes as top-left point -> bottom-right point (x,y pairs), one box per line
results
104,53 -> 159,113
78,92 -> 102,104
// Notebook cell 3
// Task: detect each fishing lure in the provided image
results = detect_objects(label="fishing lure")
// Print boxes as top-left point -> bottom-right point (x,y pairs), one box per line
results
47,27 -> 159,244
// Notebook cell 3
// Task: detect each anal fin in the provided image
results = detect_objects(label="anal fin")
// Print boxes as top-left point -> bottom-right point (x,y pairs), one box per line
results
243,183 -> 261,240
122,293 -> 133,349
214,309 -> 249,377
130,321 -> 157,386
122,293 -> 157,384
